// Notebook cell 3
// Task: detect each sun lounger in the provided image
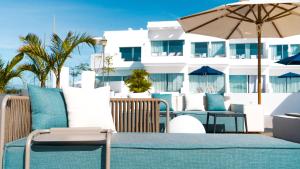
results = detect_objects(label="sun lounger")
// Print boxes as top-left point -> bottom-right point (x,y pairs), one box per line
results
3,133 -> 300,169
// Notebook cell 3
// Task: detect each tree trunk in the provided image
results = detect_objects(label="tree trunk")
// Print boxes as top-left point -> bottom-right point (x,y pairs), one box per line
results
55,69 -> 61,88
56,75 -> 60,88
40,80 -> 46,88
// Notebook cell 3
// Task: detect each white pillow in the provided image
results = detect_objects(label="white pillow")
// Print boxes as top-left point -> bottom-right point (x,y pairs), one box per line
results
63,86 -> 116,132
185,93 -> 205,111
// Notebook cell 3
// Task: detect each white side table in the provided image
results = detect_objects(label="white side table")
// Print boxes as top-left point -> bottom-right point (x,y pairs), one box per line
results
231,104 -> 264,132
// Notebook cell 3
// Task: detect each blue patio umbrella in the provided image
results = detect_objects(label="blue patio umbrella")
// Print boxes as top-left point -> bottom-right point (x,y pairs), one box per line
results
189,66 -> 224,92
189,66 -> 224,76
278,72 -> 300,93
276,53 -> 300,65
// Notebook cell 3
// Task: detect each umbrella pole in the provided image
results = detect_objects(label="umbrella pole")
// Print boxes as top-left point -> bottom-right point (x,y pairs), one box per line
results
257,25 -> 262,104
257,5 -> 262,105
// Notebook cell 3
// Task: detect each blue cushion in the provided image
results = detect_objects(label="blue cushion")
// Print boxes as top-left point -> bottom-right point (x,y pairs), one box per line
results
206,93 -> 226,111
28,85 -> 68,130
4,134 -> 300,169
151,93 -> 174,111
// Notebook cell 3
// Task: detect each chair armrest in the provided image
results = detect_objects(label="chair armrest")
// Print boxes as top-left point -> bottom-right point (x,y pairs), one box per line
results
230,104 -> 245,113
0,95 -> 31,168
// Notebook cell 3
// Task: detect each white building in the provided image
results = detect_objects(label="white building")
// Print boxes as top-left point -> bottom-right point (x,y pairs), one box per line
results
91,21 -> 300,116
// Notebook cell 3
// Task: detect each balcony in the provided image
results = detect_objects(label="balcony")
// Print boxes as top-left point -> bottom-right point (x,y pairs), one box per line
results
91,53 -> 143,71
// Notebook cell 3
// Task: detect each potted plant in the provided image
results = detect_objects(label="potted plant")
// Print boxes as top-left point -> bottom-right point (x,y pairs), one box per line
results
125,69 -> 152,98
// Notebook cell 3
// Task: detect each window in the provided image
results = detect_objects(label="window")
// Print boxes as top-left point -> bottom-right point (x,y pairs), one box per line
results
189,75 -> 225,93
229,75 -> 247,93
151,40 -> 184,56
270,45 -> 288,60
229,75 -> 266,93
250,44 -> 258,57
192,41 -> 225,58
230,43 -> 264,59
291,44 -> 300,56
119,47 -> 141,61
210,42 -> 226,57
236,44 -> 246,58
150,73 -> 184,92
270,76 -> 300,93
192,42 -> 208,57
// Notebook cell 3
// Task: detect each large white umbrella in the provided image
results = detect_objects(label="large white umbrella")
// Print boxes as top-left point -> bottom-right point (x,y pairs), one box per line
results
178,0 -> 300,104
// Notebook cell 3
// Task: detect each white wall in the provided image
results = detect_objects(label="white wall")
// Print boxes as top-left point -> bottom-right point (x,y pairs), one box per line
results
230,93 -> 300,116
81,71 -> 95,89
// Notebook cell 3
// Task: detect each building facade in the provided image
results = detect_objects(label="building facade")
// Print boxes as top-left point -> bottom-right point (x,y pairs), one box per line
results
91,21 -> 300,95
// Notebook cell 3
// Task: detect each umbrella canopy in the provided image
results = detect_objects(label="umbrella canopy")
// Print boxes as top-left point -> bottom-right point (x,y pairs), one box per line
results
189,66 -> 224,75
178,0 -> 300,104
178,0 -> 300,39
276,53 -> 300,65
278,72 -> 300,78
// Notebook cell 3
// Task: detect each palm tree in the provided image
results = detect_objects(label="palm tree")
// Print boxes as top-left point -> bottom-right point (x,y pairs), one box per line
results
50,32 -> 96,88
19,32 -> 95,88
0,53 -> 24,94
18,34 -> 52,87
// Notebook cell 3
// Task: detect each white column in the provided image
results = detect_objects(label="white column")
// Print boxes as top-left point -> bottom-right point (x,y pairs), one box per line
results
181,66 -> 190,94
60,67 -> 70,88
224,66 -> 230,93
81,71 -> 96,89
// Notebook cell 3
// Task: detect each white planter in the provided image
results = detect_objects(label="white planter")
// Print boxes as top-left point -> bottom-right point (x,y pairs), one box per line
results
128,92 -> 151,98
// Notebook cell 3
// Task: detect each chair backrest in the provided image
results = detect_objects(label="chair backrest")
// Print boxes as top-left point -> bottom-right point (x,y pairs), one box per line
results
1,96 -> 31,144
110,98 -> 161,132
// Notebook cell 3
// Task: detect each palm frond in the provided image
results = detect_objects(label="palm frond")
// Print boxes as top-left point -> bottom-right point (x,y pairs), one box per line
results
19,33 -> 50,64
5,53 -> 24,72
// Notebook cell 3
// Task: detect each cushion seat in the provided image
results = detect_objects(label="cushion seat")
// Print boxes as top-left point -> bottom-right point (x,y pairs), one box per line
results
4,133 -> 300,169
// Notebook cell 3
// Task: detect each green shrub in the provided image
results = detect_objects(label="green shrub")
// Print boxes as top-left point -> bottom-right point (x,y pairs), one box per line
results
125,69 -> 152,93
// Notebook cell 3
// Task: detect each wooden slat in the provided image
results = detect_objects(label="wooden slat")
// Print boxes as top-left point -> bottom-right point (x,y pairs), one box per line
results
151,100 -> 156,132
126,101 -> 134,132
133,100 -> 135,132
144,101 -> 148,132
139,99 -> 144,132
155,100 -> 160,132
135,101 -> 143,132
119,100 -> 123,132
134,101 -> 137,132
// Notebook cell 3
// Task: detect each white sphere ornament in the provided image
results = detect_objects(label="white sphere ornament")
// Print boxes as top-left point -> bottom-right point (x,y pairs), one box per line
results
169,115 -> 206,134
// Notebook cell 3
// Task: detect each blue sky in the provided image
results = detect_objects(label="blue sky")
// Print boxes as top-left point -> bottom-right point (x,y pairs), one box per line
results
0,0 -> 236,86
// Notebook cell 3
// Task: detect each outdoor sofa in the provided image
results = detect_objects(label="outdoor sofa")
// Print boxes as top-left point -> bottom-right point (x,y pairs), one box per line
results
273,113 -> 300,143
1,96 -> 300,169
170,95 -> 264,133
